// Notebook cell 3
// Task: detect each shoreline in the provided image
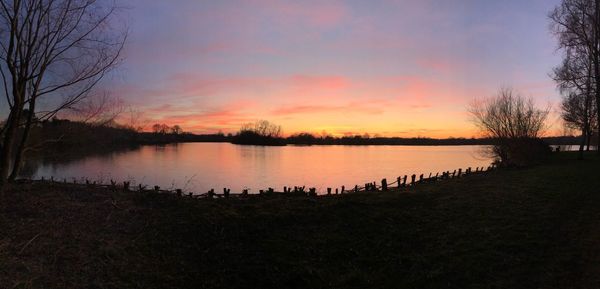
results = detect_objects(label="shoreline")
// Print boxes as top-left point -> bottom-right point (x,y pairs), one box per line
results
24,163 -> 496,197
2,151 -> 599,288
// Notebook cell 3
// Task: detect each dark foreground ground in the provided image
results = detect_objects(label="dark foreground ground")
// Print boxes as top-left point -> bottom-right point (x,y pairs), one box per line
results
1,152 -> 599,289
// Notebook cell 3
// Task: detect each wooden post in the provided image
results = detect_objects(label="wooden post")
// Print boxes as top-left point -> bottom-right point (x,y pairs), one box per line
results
335,188 -> 339,194
403,175 -> 408,186
355,185 -> 359,193
419,174 -> 424,183
327,188 -> 332,195
458,168 -> 462,177
242,189 -> 249,196
381,178 -> 388,191
397,176 -> 402,188
411,174 -> 416,185
154,185 -> 160,191
123,181 -> 130,192
341,185 -> 345,194
176,189 -> 183,196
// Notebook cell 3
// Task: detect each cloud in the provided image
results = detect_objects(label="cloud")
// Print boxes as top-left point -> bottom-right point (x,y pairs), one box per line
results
271,103 -> 382,116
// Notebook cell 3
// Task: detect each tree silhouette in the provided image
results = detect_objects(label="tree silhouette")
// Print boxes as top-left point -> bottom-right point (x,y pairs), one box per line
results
0,0 -> 127,189
469,88 -> 550,166
550,0 -> 600,153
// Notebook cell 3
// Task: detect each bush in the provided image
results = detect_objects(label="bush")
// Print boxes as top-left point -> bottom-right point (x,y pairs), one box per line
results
491,138 -> 552,167
470,88 -> 551,167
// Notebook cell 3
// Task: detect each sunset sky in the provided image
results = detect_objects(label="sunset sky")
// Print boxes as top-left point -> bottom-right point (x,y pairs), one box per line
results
107,0 -> 563,138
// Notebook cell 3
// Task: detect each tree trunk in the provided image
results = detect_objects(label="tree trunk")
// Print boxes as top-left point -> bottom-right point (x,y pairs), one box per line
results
8,99 -> 36,181
0,108 -> 21,187
586,128 -> 592,151
595,0 -> 600,153
579,132 -> 586,160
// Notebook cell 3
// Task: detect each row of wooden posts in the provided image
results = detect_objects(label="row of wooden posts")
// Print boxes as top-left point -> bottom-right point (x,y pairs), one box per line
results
37,165 -> 494,199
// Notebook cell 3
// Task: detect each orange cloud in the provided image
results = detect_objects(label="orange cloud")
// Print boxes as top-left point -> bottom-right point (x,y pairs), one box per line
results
116,73 -> 485,137
272,103 -> 383,116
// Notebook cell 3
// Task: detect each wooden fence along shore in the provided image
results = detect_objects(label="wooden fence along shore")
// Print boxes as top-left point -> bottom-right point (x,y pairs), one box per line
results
26,164 -> 497,199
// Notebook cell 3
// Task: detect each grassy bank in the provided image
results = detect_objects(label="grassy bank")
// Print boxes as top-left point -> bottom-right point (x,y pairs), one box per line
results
1,152 -> 599,288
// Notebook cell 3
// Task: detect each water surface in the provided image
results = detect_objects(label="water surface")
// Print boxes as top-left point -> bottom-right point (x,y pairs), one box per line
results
29,143 -> 493,193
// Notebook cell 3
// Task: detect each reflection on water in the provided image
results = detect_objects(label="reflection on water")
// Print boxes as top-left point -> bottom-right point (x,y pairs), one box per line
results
27,143 -> 493,193
552,145 -> 598,151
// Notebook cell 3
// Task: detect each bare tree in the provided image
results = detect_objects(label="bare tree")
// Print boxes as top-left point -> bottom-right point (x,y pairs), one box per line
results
248,120 -> 282,138
123,107 -> 146,132
550,0 -> 600,153
234,120 -> 284,145
171,125 -> 182,135
151,123 -> 172,135
0,0 -> 126,188
562,93 -> 598,144
552,44 -> 598,157
469,88 -> 550,166
65,93 -> 125,127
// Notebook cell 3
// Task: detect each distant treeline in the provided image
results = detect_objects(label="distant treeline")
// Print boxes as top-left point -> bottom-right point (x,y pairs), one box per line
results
251,134 -> 583,146
28,119 -> 584,156
32,119 -> 228,152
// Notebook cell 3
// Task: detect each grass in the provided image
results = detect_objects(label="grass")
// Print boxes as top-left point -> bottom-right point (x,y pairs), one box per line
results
1,152 -> 599,288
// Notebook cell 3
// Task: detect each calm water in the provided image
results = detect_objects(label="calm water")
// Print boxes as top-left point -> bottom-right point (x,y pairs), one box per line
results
29,143 -> 493,194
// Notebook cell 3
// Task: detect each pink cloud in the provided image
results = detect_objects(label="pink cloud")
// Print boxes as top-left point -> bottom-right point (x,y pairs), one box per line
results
271,103 -> 382,116
115,73 -> 354,103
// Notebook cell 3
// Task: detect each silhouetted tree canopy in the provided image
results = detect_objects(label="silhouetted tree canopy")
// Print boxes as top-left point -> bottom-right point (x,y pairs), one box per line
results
550,0 -> 600,153
469,88 -> 551,167
232,120 -> 285,146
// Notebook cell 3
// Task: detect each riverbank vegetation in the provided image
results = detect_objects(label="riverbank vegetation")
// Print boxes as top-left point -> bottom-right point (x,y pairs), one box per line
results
30,118 -> 587,150
469,88 -> 552,167
10,117 -> 587,161
1,151 -> 599,288
231,120 -> 286,146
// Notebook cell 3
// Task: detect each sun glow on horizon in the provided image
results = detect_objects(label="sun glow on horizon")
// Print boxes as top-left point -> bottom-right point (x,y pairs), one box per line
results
107,0 -> 562,138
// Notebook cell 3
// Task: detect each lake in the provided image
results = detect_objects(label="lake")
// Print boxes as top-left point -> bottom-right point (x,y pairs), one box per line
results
27,143 -> 493,194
